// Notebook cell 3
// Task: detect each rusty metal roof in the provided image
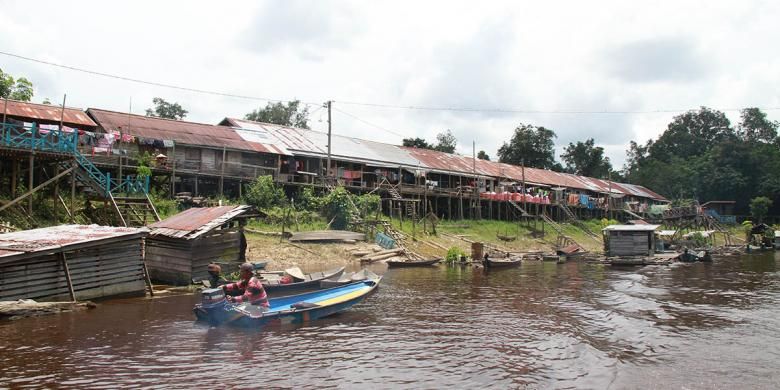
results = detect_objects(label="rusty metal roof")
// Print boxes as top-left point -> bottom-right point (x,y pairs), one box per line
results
149,205 -> 250,240
0,224 -> 148,264
0,99 -> 97,129
87,109 -> 275,153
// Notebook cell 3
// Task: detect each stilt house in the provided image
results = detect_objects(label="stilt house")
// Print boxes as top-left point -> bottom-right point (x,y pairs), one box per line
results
145,205 -> 251,285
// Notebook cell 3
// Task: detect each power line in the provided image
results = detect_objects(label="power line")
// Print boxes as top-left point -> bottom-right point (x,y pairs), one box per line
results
3,49 -> 780,115
332,106 -> 406,138
0,50 -> 319,105
336,99 -> 780,114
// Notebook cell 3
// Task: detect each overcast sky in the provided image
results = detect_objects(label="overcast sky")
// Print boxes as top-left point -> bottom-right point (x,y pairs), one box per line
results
2,0 -> 779,167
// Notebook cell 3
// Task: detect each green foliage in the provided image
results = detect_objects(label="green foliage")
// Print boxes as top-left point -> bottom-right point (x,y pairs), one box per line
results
497,123 -> 561,170
402,137 -> 432,149
245,100 -> 310,129
750,196 -> 772,222
353,193 -> 380,216
136,151 -> 153,178
295,187 -> 322,212
145,97 -> 188,120
688,232 -> 709,247
261,206 -> 320,225
445,246 -> 466,263
320,187 -> 354,230
0,68 -> 34,101
244,176 -> 286,210
149,193 -> 178,219
433,129 -> 457,153
623,107 -> 780,215
477,150 -> 490,161
561,138 -> 613,179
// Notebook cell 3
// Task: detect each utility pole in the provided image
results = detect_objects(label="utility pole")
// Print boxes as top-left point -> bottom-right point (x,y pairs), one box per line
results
473,140 -> 479,219
326,100 -> 332,179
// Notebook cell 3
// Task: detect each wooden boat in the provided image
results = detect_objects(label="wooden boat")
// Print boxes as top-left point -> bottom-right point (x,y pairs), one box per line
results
260,267 -> 344,292
496,234 -> 517,242
386,258 -> 442,268
320,269 -> 379,289
483,256 -> 521,268
193,278 -> 381,327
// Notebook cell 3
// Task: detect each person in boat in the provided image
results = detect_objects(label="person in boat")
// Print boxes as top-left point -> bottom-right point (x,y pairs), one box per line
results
483,252 -> 490,264
222,263 -> 269,308
206,263 -> 228,288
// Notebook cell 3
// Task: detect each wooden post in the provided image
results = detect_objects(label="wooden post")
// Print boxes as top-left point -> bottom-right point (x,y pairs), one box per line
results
11,159 -> 17,197
194,175 -> 198,196
60,252 -> 77,301
219,146 -> 226,197
459,176 -> 464,220
70,158 -> 76,223
53,164 -> 60,222
28,154 -> 34,214
171,142 -> 176,197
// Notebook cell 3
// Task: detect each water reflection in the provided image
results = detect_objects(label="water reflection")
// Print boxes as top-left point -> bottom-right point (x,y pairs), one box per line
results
1,253 -> 779,388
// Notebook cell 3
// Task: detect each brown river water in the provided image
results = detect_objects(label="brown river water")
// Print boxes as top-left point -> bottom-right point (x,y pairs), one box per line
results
2,253 -> 780,389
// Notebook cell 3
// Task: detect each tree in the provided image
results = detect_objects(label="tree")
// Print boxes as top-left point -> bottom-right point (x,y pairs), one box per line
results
245,100 -> 310,129
497,124 -> 558,170
648,107 -> 734,162
145,97 -> 188,120
738,107 -> 778,143
750,196 -> 772,223
0,68 -> 35,102
477,150 -> 490,160
561,138 -> 613,179
402,137 -> 432,149
433,129 -> 457,153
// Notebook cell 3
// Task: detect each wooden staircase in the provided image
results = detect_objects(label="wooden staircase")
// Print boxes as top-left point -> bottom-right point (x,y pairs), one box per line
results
557,203 -> 601,243
387,186 -> 415,217
541,213 -> 586,251
112,196 -> 161,227
507,200 -> 530,217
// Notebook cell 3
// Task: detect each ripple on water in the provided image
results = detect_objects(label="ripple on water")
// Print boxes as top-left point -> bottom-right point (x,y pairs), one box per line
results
1,254 -> 780,388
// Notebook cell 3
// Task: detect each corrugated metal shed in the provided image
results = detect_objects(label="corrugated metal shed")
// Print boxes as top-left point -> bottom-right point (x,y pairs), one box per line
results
0,99 -> 97,129
0,224 -> 148,264
87,109 -> 271,153
149,205 -> 250,240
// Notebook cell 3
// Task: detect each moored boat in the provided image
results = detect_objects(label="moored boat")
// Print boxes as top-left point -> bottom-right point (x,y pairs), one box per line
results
193,277 -> 381,327
320,269 -> 379,289
260,267 -> 344,292
483,256 -> 521,268
386,258 -> 441,268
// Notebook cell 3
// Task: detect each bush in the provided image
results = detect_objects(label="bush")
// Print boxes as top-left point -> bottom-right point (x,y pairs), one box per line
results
295,186 -> 322,212
244,176 -> 286,210
321,187 -> 353,229
750,196 -> 772,223
445,246 -> 466,263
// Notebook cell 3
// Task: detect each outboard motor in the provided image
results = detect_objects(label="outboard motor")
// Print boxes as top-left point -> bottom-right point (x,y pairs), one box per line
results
201,288 -> 227,308
194,288 -> 229,323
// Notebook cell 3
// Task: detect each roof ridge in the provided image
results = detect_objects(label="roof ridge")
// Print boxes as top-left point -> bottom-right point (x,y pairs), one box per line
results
2,97 -> 86,112
89,107 -> 229,128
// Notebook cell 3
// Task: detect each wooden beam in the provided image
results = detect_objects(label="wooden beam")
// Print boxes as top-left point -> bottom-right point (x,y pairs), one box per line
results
0,166 -> 74,213
60,252 -> 77,302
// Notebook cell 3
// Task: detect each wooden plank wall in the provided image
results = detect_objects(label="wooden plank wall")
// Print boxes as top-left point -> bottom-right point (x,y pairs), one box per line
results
608,231 -> 651,256
146,227 -> 242,285
0,238 -> 146,301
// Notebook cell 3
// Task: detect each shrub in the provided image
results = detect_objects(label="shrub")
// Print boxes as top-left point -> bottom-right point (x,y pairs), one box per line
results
244,176 -> 286,210
445,246 -> 466,263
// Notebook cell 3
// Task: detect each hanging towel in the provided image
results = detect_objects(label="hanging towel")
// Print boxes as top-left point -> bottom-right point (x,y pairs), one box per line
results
163,139 -> 175,147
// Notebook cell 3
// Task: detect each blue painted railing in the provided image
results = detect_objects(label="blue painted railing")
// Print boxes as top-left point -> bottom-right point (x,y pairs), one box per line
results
1,121 -> 148,196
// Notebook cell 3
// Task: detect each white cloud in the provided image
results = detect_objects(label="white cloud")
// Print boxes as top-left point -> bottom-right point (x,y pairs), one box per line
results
1,0 -> 779,170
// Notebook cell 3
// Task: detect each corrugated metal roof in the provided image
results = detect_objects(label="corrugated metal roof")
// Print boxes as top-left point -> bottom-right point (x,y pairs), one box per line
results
87,109 -> 273,153
1,99 -> 97,129
149,205 -> 250,240
603,224 -> 660,231
0,224 -> 148,264
225,118 -> 422,167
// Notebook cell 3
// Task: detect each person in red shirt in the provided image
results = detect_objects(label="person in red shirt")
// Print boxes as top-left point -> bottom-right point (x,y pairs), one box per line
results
222,263 -> 269,308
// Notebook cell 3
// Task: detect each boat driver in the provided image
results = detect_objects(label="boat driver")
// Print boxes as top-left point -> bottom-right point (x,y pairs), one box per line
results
222,263 -> 269,308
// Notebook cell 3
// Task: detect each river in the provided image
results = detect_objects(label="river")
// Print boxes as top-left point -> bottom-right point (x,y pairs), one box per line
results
2,253 -> 779,389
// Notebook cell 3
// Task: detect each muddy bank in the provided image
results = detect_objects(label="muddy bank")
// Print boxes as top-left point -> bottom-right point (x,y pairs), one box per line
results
0,299 -> 96,320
